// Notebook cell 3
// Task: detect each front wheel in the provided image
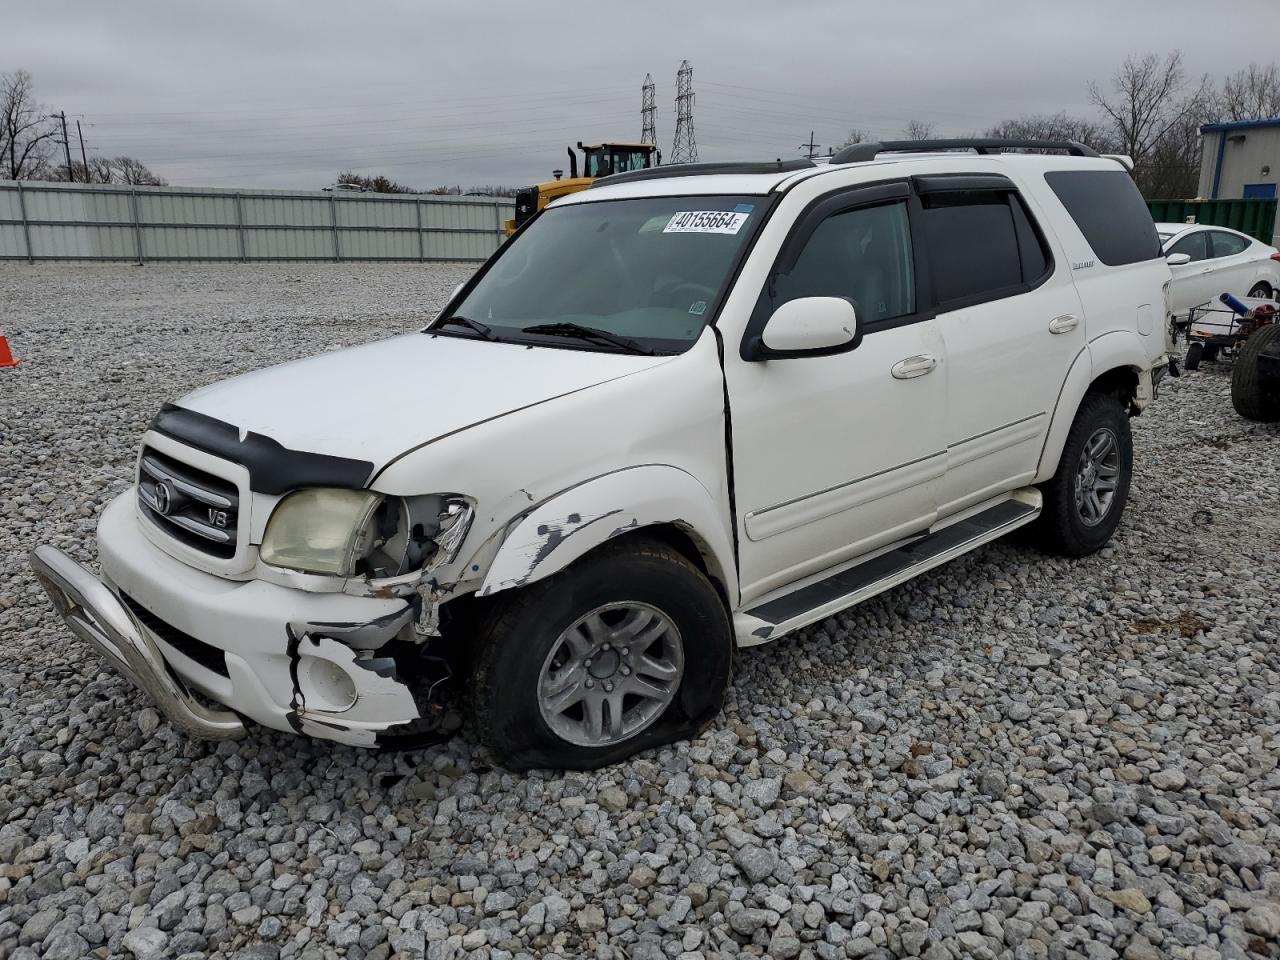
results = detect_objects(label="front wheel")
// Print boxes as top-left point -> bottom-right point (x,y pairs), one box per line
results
1248,282 -> 1272,300
470,537 -> 733,770
1184,341 -> 1204,371
1035,392 -> 1133,557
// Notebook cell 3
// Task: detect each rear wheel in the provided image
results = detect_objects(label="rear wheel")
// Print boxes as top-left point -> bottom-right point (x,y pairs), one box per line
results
1232,323 -> 1280,422
470,537 -> 732,770
1036,392 -> 1133,557
1184,341 -> 1204,370
1248,282 -> 1272,300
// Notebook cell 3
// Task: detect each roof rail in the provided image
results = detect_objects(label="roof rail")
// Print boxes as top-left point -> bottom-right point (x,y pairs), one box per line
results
591,158 -> 816,188
831,138 -> 1099,164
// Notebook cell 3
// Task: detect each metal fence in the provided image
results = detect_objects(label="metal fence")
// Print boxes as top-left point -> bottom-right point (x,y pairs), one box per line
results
0,180 -> 514,263
1146,197 -> 1279,245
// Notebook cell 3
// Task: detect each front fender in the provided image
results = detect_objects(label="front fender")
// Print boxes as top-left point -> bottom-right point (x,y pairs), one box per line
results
476,465 -> 737,603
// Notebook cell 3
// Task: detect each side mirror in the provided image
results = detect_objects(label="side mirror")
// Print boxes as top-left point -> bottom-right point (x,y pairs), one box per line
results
1166,252 -> 1191,266
756,297 -> 861,358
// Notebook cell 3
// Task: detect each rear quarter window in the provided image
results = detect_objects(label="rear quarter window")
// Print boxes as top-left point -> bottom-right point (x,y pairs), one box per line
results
1044,169 -> 1161,267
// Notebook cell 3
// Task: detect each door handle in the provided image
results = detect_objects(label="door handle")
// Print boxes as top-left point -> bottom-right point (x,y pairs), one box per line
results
891,355 -> 938,379
1048,314 -> 1079,334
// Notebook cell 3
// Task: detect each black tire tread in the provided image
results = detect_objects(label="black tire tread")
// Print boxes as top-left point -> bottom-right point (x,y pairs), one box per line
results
1035,391 -> 1132,558
469,536 -> 726,769
1232,323 -> 1280,422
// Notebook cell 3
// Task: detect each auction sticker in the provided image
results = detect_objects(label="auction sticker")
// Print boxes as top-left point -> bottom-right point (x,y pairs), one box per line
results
663,210 -> 749,234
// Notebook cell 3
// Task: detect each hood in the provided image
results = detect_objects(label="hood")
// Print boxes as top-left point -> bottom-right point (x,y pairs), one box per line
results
177,333 -> 671,470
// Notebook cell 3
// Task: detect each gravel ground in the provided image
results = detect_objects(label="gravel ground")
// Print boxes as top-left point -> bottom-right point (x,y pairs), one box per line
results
1,262 -> 1279,960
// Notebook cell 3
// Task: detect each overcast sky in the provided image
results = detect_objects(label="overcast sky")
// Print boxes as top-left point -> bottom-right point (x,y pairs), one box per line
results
6,0 -> 1278,190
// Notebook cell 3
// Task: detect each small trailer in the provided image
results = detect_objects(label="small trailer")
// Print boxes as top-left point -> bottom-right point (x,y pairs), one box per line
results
1182,292 -> 1277,370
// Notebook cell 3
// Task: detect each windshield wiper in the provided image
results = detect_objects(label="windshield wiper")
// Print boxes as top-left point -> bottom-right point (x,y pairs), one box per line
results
434,315 -> 497,341
522,322 -> 655,355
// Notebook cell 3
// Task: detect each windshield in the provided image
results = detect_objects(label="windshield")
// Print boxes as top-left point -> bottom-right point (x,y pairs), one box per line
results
441,195 -> 764,353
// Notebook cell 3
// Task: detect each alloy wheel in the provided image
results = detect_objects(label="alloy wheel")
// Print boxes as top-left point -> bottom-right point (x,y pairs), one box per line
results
537,602 -> 684,747
1074,427 -> 1120,526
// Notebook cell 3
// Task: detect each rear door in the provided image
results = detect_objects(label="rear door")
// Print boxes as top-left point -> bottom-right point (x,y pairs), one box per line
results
1207,230 -> 1256,297
916,174 -> 1084,516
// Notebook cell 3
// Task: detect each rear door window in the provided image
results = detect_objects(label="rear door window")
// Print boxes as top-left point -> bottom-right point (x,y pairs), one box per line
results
1209,231 -> 1250,258
918,190 -> 1050,307
1044,169 -> 1161,266
1168,231 -> 1208,262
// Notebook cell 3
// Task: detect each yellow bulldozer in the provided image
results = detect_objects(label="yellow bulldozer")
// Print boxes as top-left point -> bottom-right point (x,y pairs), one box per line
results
504,141 -> 659,236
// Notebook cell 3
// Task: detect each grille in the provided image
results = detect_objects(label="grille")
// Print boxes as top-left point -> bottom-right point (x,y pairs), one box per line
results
137,447 -> 240,559
119,591 -> 229,678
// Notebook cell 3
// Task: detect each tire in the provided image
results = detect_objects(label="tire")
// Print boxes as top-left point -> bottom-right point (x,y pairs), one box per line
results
1184,341 -> 1203,371
1035,392 -> 1133,557
470,536 -> 733,771
1232,323 -> 1280,422
1248,282 -> 1272,300
1201,343 -> 1220,363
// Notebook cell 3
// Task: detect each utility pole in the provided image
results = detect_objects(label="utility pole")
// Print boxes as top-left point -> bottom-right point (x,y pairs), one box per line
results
799,131 -> 821,159
640,74 -> 657,148
76,120 -> 88,180
671,60 -> 697,164
55,111 -> 73,181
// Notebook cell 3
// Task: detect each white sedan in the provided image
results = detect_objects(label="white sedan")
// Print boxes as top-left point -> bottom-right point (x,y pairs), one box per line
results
1159,222 -> 1280,320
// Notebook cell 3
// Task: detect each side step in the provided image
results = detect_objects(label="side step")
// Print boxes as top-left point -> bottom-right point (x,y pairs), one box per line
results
735,492 -> 1041,645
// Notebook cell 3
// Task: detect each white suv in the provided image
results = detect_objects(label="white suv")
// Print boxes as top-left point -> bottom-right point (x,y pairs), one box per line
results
31,139 -> 1173,770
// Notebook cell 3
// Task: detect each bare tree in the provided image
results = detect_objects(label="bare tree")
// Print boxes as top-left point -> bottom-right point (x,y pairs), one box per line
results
110,155 -> 166,185
984,112 -> 1116,151
838,128 -> 871,148
335,170 -> 414,193
61,158 -> 113,183
0,69 -> 58,180
1220,62 -> 1280,120
902,120 -> 936,141
1089,51 -> 1212,193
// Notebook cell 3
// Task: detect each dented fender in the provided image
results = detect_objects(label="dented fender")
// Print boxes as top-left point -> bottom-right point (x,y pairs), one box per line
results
477,465 -> 737,602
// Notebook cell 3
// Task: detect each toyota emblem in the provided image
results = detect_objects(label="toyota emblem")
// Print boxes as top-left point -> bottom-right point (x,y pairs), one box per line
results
154,481 -> 174,515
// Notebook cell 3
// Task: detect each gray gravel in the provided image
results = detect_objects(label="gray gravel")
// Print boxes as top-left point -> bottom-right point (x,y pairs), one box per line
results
2,262 -> 1280,960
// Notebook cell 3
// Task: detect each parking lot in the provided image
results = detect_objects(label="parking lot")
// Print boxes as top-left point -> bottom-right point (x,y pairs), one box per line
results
1,262 -> 1279,960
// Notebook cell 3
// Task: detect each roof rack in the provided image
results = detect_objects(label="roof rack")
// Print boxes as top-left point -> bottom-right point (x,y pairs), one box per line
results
831,138 -> 1099,164
590,158 -> 816,188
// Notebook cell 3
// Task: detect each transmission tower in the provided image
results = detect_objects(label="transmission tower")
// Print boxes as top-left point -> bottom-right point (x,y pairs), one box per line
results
671,60 -> 697,163
641,74 -> 657,146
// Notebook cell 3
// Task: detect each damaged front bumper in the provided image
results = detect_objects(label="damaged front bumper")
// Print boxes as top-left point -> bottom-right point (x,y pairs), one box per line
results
30,544 -> 247,740
29,493 -> 427,747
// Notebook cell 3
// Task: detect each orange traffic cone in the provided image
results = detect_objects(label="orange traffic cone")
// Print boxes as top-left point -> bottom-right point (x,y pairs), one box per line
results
0,329 -> 18,368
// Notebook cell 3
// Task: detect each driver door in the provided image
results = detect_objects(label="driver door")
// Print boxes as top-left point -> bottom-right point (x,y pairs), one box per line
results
725,184 -> 947,602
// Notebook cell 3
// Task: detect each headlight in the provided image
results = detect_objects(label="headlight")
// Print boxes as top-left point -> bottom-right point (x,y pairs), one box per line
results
260,488 -> 383,576
260,489 -> 474,579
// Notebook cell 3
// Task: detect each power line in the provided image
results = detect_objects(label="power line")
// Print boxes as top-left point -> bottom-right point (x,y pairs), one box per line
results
641,74 -> 657,147
671,60 -> 697,163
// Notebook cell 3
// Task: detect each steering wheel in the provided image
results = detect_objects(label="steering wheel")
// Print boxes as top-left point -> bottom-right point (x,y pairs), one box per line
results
660,281 -> 717,311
